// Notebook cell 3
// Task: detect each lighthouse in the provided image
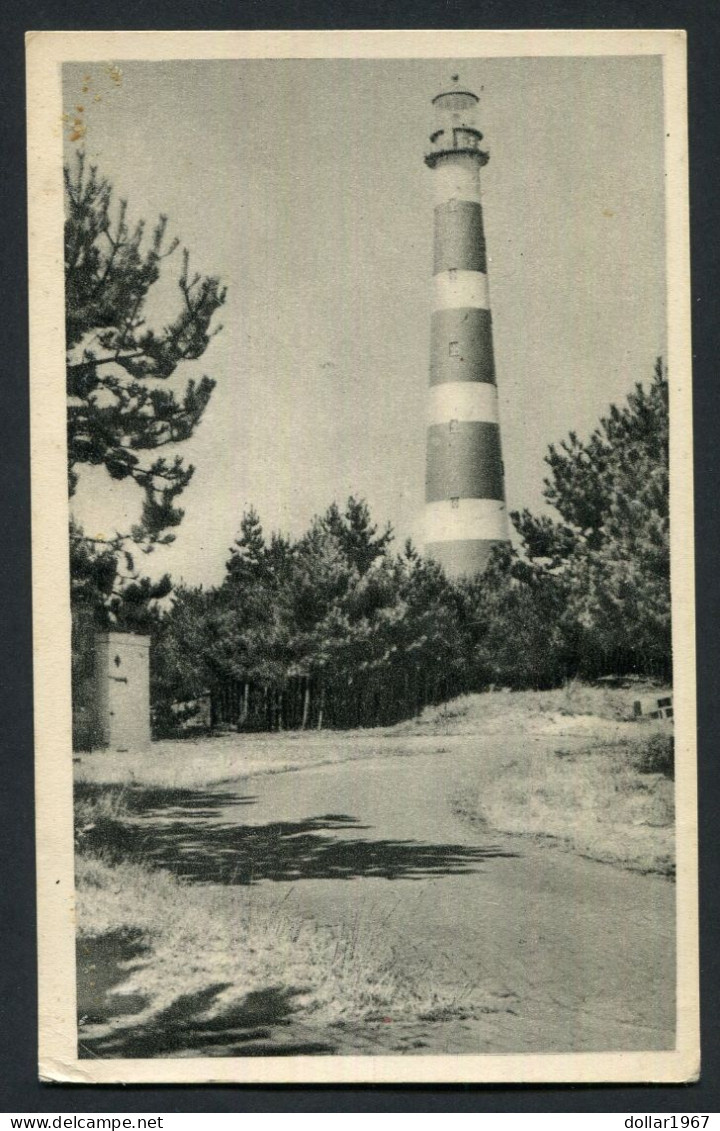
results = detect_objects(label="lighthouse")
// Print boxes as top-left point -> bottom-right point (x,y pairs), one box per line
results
423,79 -> 510,579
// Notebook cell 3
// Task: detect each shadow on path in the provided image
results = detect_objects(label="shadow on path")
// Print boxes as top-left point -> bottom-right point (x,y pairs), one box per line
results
79,980 -> 336,1058
83,805 -> 518,885
77,929 -> 151,1030
75,782 -> 258,820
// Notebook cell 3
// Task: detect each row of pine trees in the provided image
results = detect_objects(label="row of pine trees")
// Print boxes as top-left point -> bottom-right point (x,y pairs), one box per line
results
142,362 -> 670,734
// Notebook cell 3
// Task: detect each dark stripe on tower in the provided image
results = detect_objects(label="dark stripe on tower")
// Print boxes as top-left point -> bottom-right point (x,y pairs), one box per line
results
430,308 -> 496,386
425,539 -> 502,578
433,200 -> 487,275
425,421 -> 504,502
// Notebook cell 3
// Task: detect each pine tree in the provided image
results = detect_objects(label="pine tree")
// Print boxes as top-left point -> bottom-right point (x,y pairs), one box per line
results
462,545 -> 571,689
319,497 -> 393,576
66,152 -> 226,619
511,360 -> 670,678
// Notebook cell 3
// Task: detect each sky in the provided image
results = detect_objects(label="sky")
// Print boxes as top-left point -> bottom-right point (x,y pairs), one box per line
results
64,55 -> 667,589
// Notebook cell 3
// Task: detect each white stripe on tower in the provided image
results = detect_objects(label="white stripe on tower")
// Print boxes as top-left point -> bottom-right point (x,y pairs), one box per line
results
433,156 -> 483,205
425,499 -> 509,543
433,270 -> 490,311
426,381 -> 500,426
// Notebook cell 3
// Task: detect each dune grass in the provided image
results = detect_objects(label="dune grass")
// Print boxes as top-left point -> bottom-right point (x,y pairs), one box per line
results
76,850 -> 496,1055
405,679 -> 669,734
452,729 -> 675,876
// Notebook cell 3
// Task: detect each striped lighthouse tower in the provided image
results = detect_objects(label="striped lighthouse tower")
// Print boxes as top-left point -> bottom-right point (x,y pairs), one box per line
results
423,79 -> 510,578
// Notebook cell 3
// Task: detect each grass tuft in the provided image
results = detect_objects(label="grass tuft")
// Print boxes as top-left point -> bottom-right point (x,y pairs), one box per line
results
76,852 -> 495,1052
452,730 -> 675,876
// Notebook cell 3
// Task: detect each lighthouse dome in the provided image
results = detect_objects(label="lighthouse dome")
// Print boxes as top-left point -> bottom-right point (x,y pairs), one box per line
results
425,79 -> 488,168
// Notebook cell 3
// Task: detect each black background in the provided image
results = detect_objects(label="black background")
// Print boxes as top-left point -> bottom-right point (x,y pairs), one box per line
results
2,0 -> 718,1114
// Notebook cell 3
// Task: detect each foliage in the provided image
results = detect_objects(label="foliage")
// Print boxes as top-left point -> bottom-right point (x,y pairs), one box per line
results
460,546 -> 574,690
65,152 -> 226,625
632,732 -> 674,779
153,498 -> 472,733
470,360 -> 671,686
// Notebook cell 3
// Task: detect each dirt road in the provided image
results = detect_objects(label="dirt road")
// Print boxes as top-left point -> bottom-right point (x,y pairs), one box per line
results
124,733 -> 675,1054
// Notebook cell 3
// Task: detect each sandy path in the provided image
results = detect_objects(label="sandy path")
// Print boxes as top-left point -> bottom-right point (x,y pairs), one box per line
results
203,735 -> 677,1054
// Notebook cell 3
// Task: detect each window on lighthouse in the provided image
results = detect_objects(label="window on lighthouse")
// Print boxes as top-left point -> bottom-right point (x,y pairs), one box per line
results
449,341 -> 460,357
